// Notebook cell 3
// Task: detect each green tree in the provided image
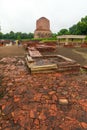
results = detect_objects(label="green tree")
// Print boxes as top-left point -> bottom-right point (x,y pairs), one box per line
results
9,31 -> 15,39
3,33 -> 10,39
69,25 -> 77,34
21,33 -> 28,39
69,16 -> 87,35
28,33 -> 34,39
58,29 -> 69,35
52,33 -> 57,38
16,32 -> 22,40
77,21 -> 87,34
0,32 -> 3,39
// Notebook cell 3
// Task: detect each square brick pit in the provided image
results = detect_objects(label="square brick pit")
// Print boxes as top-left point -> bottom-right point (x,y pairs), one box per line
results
26,55 -> 80,74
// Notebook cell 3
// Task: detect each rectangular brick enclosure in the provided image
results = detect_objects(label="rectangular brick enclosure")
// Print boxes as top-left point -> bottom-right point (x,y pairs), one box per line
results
26,54 -> 80,73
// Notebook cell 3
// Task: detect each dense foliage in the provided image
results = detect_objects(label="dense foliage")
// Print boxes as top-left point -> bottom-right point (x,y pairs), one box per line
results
58,29 -> 69,35
0,31 -> 34,40
69,16 -> 87,35
58,16 -> 87,35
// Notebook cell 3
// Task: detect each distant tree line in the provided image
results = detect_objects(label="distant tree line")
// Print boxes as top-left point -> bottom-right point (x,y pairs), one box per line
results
0,16 -> 87,40
58,16 -> 87,35
0,31 -> 34,40
0,31 -> 57,41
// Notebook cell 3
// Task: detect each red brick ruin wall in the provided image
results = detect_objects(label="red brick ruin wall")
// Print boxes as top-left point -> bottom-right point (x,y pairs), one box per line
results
36,18 -> 50,31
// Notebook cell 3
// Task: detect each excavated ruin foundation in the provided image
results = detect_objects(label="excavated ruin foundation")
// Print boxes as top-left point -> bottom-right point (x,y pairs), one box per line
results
26,54 -> 80,74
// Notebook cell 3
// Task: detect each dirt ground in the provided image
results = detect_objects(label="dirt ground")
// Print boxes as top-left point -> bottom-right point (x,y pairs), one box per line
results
0,45 -> 26,58
0,45 -> 87,130
41,47 -> 87,66
0,45 -> 87,66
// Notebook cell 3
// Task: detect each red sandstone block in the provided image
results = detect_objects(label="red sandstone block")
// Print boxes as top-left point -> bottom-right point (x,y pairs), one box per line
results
39,111 -> 46,120
48,91 -> 56,95
30,110 -> 35,118
82,66 -> 87,69
59,98 -> 69,105
52,94 -> 58,101
34,119 -> 40,126
81,122 -> 87,129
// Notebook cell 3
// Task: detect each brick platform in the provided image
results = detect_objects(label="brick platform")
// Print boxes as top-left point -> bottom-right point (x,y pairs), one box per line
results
26,53 -> 80,74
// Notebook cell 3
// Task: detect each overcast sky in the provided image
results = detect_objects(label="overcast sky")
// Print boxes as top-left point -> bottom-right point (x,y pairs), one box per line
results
0,0 -> 87,33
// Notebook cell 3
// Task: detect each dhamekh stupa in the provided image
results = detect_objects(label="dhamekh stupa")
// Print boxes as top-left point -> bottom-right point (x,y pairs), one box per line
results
34,17 -> 52,38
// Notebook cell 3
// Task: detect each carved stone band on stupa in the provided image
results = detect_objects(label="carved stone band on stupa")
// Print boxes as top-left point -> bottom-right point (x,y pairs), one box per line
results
34,17 -> 52,38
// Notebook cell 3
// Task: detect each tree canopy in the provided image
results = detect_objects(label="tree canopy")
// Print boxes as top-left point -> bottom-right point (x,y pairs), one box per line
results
0,31 -> 34,40
58,16 -> 87,35
58,29 -> 69,35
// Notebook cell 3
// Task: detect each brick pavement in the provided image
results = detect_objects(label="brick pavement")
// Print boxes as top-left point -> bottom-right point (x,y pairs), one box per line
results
0,57 -> 87,130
